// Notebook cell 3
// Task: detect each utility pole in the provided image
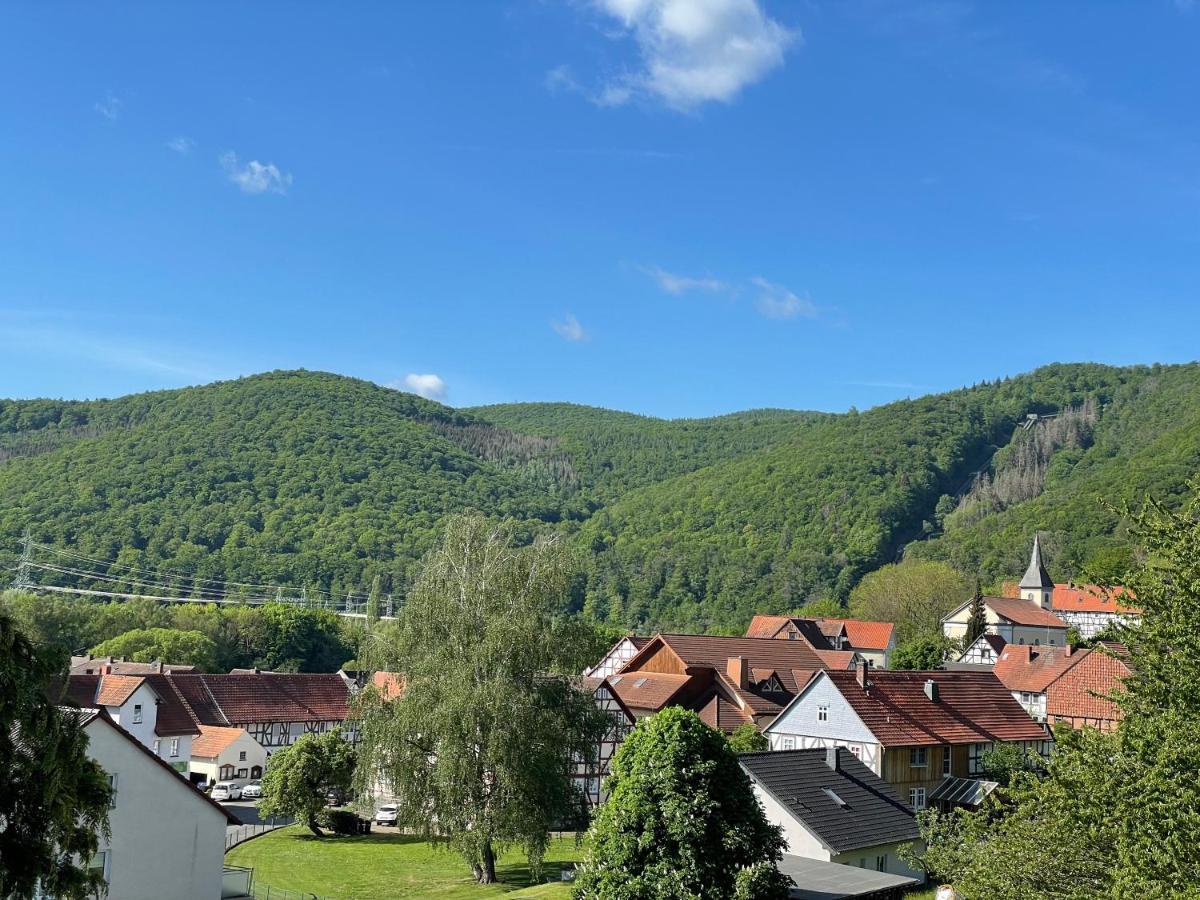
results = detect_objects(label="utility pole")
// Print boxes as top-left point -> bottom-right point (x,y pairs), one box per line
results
12,530 -> 33,590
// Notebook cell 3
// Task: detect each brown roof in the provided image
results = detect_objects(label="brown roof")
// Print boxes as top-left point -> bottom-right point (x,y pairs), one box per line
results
652,634 -> 828,692
70,657 -> 196,676
1046,649 -> 1131,724
192,725 -> 247,758
745,615 -> 795,639
95,674 -> 148,707
143,674 -> 202,737
992,644 -> 1085,693
167,673 -> 351,726
821,669 -> 1049,747
983,596 -> 1069,629
816,618 -> 896,651
607,672 -> 691,711
696,690 -> 754,732
814,650 -> 858,670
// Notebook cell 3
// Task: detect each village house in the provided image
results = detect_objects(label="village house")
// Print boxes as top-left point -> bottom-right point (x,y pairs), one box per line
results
1045,642 -> 1132,732
573,676 -> 636,809
583,634 -> 650,678
740,747 -> 924,885
72,708 -> 243,900
956,633 -> 1008,666
943,536 -> 1070,647
746,615 -> 897,668
190,724 -> 270,784
765,663 -> 1051,811
951,643 -> 1085,721
606,633 -> 855,733
995,582 -> 1140,640
70,655 -> 196,676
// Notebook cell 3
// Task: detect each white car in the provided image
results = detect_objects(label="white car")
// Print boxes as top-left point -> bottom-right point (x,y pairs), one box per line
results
374,804 -> 398,826
241,780 -> 263,800
211,781 -> 243,801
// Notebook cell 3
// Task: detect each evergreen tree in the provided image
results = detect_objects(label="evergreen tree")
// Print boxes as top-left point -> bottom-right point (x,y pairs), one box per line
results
574,707 -> 791,900
355,514 -> 607,884
366,574 -> 382,625
963,579 -> 987,647
0,612 -> 113,899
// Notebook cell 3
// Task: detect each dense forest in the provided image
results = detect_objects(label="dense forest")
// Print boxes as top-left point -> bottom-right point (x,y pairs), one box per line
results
1,363 -> 1197,634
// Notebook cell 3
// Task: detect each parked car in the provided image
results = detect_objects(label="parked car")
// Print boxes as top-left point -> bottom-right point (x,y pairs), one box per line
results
241,780 -> 263,800
325,788 -> 349,807
374,804 -> 399,826
211,781 -> 243,801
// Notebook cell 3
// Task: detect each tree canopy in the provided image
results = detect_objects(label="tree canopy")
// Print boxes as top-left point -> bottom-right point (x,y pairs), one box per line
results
0,612 -> 112,899
259,731 -> 356,837
574,707 -> 791,900
355,514 -> 607,884
90,627 -> 218,670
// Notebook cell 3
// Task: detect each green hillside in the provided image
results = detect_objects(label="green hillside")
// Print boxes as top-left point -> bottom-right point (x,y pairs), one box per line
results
1,363 -> 1197,632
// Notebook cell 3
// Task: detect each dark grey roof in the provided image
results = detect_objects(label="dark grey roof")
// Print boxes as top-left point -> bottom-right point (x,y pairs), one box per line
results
777,855 -> 918,899
1019,534 -> 1054,590
740,748 -> 918,854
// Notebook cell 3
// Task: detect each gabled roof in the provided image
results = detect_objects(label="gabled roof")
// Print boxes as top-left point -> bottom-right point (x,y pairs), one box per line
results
1045,648 -> 1131,723
1051,584 -> 1140,615
696,690 -> 755,732
814,650 -> 858,670
164,673 -> 351,727
800,669 -> 1049,747
607,672 -> 691,711
648,634 -> 827,691
95,674 -> 148,707
1019,534 -> 1055,590
992,644 -> 1085,693
984,596 -> 1068,628
70,656 -> 196,676
80,708 -> 239,824
192,725 -> 247,759
143,673 -> 202,737
740,748 -> 918,853
745,614 -> 796,639
815,618 -> 896,652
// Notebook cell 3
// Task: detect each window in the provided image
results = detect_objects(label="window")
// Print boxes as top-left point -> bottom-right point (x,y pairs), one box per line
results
220,765 -> 235,780
153,739 -> 161,755
876,854 -> 888,872
170,738 -> 180,758
1034,639 -> 1041,646
821,788 -> 847,807
237,768 -> 248,778
909,788 -> 926,810
279,722 -> 293,744
108,774 -> 118,809
782,737 -> 795,750
981,648 -> 992,661
850,745 -> 862,759
968,742 -> 992,775
239,750 -> 247,762
87,850 -> 110,883
787,632 -> 797,641
132,704 -> 143,724
942,745 -> 952,775
817,704 -> 828,722
1019,638 -> 1026,645
910,747 -> 928,768
250,722 -> 270,745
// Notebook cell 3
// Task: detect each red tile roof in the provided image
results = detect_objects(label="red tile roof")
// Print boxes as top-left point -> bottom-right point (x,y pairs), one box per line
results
992,644 -> 1085,693
814,650 -> 858,670
607,672 -> 691,711
816,618 -> 896,652
1046,649 -> 1131,724
745,615 -> 794,639
95,674 -> 146,707
983,596 -> 1069,628
143,674 -> 202,737
370,671 -> 406,701
192,725 -> 246,758
166,673 -> 351,726
1051,584 -> 1140,615
653,634 -> 827,692
823,669 -> 1049,747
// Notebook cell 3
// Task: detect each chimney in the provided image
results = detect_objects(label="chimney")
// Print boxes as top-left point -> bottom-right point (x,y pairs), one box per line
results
855,657 -> 869,689
924,679 -> 939,702
727,656 -> 749,689
825,745 -> 839,771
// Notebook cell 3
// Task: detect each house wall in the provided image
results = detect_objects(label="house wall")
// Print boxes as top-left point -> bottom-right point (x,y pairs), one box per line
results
1056,610 -> 1138,640
585,639 -> 641,678
750,782 -> 832,861
243,719 -> 355,755
958,637 -> 999,666
192,732 -> 269,785
153,733 -> 193,774
628,646 -> 687,675
106,682 -> 160,749
85,719 -> 226,900
766,676 -> 882,775
832,842 -> 926,882
943,606 -> 1065,647
1011,689 -> 1047,721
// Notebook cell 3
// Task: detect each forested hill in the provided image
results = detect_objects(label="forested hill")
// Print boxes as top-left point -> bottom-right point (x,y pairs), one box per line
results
2,364 -> 1198,631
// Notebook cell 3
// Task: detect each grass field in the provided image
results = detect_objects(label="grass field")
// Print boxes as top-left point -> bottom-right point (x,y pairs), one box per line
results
226,826 -> 580,899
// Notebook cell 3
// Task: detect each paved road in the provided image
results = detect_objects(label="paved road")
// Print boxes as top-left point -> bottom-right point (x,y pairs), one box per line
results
221,800 -> 293,838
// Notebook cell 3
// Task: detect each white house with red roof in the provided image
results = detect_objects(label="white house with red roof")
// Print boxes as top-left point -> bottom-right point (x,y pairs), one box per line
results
764,662 -> 1051,811
745,614 -> 896,668
190,724 -> 269,785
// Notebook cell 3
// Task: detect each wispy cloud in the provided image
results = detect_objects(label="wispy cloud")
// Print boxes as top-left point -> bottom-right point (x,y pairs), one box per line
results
587,0 -> 798,110
751,277 -> 817,320
220,152 -> 293,195
641,265 -> 731,296
94,92 -> 122,121
167,136 -> 195,154
552,313 -> 589,342
545,64 -> 582,95
396,373 -> 447,401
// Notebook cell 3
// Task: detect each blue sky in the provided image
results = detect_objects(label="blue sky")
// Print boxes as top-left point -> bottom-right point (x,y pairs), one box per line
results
1,1 -> 1198,417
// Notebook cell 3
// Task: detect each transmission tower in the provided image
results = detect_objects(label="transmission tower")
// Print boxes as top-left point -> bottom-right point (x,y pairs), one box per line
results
11,530 -> 33,590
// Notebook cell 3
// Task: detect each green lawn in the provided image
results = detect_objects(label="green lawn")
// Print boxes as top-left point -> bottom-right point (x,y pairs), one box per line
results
226,826 -> 580,900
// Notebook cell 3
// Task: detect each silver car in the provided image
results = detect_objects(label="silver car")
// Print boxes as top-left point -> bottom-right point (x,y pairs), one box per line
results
241,780 -> 263,800
374,804 -> 398,826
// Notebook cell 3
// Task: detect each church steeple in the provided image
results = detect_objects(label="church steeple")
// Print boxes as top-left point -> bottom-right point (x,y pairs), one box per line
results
1019,534 -> 1054,608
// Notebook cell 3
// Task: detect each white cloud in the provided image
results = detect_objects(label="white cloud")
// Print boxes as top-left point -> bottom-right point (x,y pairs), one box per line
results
641,264 -> 730,295
220,152 -> 293,195
167,136 -> 195,154
94,92 -> 122,121
552,313 -> 588,342
590,0 -> 797,110
545,64 -> 581,95
752,276 -> 817,320
400,373 -> 447,401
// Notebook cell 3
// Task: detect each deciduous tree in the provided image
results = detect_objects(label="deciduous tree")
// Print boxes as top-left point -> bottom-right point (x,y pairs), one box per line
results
259,730 -> 356,837
849,559 -> 972,644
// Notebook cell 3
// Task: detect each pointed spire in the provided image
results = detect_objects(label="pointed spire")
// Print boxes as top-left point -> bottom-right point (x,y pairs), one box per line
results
1019,533 -> 1054,590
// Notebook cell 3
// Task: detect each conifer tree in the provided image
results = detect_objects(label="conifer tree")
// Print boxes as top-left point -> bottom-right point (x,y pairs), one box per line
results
963,579 -> 987,647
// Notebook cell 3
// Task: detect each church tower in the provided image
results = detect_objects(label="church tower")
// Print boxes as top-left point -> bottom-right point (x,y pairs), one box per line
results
1019,534 -> 1054,609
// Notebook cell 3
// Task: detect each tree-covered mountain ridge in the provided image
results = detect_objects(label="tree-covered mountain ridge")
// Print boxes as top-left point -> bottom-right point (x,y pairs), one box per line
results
1,363 -> 1198,632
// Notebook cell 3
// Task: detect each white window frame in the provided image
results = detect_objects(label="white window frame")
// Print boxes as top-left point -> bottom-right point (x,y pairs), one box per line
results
153,739 -> 161,755
108,774 -> 118,809
132,704 -> 143,724
817,704 -> 828,722
782,737 -> 795,751
88,850 -> 110,884
909,788 -> 926,810
942,745 -> 952,775
876,854 -> 888,872
170,737 -> 180,758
